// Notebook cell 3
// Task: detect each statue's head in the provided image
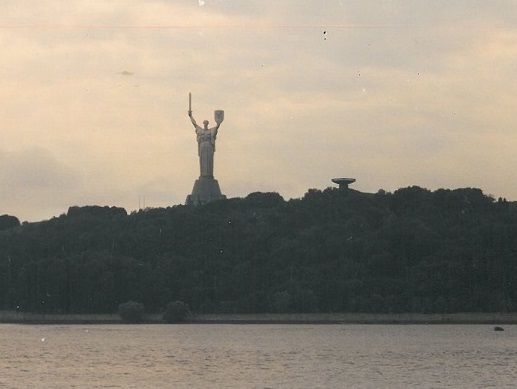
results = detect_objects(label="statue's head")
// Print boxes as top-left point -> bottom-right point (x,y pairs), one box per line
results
203,120 -> 209,127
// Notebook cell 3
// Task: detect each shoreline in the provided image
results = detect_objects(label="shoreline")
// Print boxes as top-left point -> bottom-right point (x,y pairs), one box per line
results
1,311 -> 517,325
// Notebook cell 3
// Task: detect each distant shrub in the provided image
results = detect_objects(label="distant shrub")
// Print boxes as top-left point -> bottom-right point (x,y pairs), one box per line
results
244,192 -> 285,207
118,301 -> 145,323
163,301 -> 188,323
67,205 -> 127,218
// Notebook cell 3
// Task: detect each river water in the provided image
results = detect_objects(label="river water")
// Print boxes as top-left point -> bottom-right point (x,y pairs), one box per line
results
1,324 -> 515,388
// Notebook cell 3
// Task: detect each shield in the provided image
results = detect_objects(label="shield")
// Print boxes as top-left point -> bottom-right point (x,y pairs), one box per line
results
214,110 -> 224,124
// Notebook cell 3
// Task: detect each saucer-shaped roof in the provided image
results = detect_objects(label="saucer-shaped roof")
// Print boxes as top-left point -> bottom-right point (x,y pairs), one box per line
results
331,178 -> 356,185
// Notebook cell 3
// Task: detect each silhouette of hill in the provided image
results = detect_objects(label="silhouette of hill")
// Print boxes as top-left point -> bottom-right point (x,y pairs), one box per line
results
1,186 -> 516,315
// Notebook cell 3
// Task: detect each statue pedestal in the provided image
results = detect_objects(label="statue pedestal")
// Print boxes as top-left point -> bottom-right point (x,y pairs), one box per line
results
185,176 -> 226,206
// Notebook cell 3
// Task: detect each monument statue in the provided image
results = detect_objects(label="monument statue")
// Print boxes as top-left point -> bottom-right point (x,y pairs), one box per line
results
188,110 -> 222,177
185,93 -> 226,205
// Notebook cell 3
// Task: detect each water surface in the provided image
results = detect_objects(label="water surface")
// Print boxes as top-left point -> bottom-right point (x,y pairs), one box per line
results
1,324 -> 515,388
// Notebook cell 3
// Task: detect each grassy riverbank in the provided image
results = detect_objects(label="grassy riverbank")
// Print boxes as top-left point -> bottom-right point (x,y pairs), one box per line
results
2,311 -> 517,325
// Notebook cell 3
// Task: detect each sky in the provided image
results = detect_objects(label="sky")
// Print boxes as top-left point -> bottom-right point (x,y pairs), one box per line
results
1,0 -> 517,222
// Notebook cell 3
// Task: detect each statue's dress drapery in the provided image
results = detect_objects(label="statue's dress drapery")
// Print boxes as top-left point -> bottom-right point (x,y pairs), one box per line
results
195,126 -> 218,177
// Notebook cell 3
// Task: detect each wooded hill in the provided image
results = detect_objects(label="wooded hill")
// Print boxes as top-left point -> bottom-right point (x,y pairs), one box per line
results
1,186 -> 516,315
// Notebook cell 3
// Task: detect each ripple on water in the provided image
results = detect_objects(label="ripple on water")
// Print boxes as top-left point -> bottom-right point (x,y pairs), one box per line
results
1,324 -> 517,388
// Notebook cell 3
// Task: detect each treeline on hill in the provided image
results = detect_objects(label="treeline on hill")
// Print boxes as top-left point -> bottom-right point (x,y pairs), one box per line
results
1,186 -> 517,315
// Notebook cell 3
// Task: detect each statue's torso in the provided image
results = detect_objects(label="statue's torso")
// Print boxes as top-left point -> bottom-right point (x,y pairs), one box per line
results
196,127 -> 216,145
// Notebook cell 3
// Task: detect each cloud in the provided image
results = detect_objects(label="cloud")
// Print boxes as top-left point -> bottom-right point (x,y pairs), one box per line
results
1,1 -> 517,220
0,148 -> 83,220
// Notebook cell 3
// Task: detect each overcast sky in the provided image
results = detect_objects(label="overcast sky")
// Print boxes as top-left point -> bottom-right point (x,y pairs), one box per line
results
1,0 -> 517,221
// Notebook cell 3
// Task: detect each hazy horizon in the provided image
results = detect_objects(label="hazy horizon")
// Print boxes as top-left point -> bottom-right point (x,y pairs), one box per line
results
2,1 -> 517,222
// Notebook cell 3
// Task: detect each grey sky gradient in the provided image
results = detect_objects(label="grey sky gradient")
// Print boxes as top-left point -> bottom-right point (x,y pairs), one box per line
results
2,0 -> 517,221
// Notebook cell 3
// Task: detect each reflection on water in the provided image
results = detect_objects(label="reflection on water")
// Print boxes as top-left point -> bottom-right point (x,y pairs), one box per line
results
1,324 -> 516,388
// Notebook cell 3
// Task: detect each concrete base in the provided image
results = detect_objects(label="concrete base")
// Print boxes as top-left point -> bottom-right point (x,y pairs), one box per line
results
185,176 -> 226,206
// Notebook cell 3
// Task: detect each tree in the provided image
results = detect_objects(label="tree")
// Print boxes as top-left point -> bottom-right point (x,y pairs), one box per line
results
0,215 -> 20,231
163,301 -> 189,323
118,300 -> 145,323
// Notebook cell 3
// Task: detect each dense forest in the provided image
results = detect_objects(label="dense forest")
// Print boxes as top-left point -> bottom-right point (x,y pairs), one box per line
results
1,186 -> 517,315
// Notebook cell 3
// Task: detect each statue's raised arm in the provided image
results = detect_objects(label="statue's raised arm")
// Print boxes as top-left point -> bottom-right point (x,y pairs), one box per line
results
188,93 -> 199,129
189,111 -> 202,131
